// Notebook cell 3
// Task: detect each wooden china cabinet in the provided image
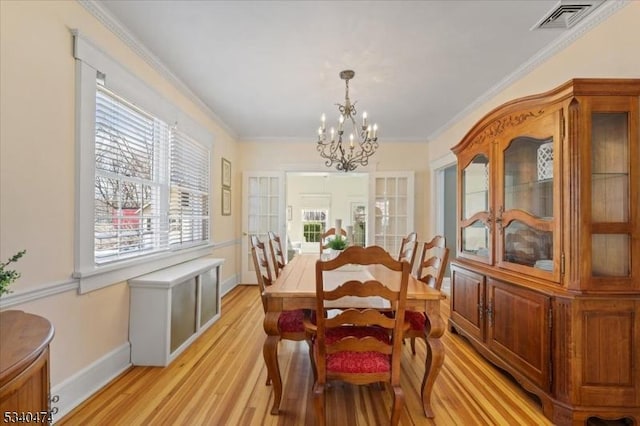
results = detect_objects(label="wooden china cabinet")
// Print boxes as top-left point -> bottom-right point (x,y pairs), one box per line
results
449,79 -> 640,425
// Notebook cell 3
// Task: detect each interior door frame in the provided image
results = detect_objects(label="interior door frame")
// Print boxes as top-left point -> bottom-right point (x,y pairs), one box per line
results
431,152 -> 457,279
241,171 -> 286,284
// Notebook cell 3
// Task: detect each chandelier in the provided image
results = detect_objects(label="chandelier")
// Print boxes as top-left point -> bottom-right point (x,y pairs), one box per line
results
316,70 -> 378,172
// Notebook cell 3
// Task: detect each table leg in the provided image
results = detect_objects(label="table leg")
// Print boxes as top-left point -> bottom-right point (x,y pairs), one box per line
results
421,305 -> 445,418
263,311 -> 281,415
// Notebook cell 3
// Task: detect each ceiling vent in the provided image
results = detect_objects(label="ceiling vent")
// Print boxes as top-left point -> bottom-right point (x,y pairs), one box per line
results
532,0 -> 605,30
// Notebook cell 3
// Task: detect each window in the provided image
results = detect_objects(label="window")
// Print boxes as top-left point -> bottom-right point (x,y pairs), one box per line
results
94,86 -> 210,264
73,31 -> 213,293
94,85 -> 169,263
169,129 -> 210,247
302,209 -> 327,242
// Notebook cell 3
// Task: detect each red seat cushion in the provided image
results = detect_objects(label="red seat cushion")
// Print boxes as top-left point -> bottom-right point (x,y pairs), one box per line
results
278,309 -> 305,333
327,350 -> 390,373
405,310 -> 426,331
323,326 -> 391,374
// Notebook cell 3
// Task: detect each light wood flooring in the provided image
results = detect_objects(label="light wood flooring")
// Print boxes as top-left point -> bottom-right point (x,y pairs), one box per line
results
58,285 -> 552,425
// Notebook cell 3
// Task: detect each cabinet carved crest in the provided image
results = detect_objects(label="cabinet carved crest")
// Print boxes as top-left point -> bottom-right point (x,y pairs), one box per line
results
470,109 -> 545,148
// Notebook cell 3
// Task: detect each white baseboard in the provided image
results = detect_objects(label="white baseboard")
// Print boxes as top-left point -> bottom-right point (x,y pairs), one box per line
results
220,273 -> 238,297
51,342 -> 131,423
51,273 -> 238,422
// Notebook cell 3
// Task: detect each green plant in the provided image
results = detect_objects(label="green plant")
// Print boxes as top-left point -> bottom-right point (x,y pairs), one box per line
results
327,236 -> 348,250
0,250 -> 26,297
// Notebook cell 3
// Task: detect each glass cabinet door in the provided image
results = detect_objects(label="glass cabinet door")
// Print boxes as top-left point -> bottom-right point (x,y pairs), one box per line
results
591,112 -> 629,277
496,111 -> 561,281
459,153 -> 492,264
586,96 -> 638,291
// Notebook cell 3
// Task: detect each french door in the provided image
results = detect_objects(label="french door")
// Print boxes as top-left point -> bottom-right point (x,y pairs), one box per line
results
368,172 -> 415,258
241,172 -> 286,284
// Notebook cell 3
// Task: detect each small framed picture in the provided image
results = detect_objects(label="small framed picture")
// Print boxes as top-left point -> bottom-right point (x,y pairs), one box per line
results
222,157 -> 232,188
222,187 -> 231,216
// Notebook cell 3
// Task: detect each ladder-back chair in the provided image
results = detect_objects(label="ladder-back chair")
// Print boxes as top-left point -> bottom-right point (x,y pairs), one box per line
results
250,235 -> 307,384
306,245 -> 410,426
404,235 -> 449,355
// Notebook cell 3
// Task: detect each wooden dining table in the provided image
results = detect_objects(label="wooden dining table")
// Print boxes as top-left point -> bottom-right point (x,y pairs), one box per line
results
262,253 -> 446,418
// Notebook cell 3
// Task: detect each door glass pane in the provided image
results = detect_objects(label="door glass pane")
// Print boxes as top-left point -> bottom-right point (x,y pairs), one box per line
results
373,175 -> 413,256
504,137 -> 554,219
397,178 -> 407,196
504,221 -> 553,269
462,155 -> 489,219
592,234 -> 630,277
462,220 -> 489,258
592,113 -> 629,222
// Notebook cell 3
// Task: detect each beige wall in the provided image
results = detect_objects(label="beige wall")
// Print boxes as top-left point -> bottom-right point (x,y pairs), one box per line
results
0,0 -> 239,386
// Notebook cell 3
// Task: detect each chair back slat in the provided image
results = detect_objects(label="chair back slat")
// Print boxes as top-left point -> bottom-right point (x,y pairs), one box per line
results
398,231 -> 418,272
327,337 -> 392,355
268,231 -> 286,277
417,235 -> 449,291
324,280 -> 397,301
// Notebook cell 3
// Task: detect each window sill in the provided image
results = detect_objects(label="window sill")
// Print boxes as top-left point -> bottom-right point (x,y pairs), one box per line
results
74,243 -> 215,294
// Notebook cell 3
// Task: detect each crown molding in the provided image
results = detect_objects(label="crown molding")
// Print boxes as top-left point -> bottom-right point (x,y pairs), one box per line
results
77,0 -> 238,140
427,0 -> 630,142
239,136 -> 428,144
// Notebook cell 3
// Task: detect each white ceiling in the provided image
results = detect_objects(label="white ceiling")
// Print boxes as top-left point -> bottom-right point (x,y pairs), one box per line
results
92,0 -> 618,143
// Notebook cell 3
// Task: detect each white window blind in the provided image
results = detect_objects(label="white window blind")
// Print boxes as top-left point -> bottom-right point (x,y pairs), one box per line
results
94,85 -> 169,264
93,84 -> 210,264
170,129 -> 210,247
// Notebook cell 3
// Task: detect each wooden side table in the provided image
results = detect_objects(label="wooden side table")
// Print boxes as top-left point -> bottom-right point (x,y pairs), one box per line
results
0,310 -> 54,424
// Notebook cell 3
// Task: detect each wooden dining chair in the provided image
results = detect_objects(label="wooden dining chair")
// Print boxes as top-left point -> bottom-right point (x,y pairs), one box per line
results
267,231 -> 286,277
305,245 -> 411,426
404,235 -> 449,355
319,227 -> 347,254
250,235 -> 307,384
398,231 -> 418,273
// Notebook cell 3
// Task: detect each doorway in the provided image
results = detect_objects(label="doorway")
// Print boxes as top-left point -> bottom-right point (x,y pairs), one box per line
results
286,172 -> 368,255
443,164 -> 457,277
